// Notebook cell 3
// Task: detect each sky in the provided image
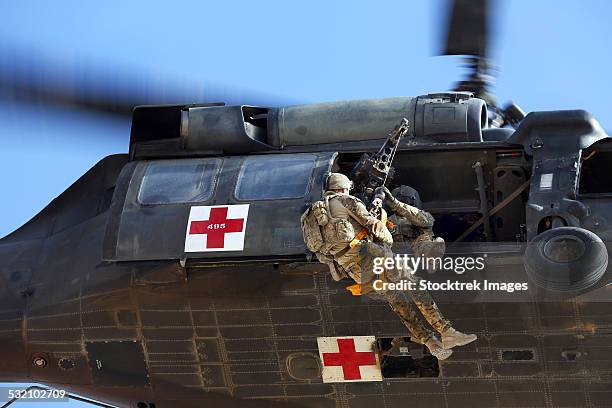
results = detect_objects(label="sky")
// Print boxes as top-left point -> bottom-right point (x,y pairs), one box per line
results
1,0 -> 612,239
0,0 -> 611,406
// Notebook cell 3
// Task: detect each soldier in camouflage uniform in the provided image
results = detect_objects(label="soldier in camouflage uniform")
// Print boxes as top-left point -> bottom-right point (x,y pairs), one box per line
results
382,186 -> 446,271
324,173 -> 477,360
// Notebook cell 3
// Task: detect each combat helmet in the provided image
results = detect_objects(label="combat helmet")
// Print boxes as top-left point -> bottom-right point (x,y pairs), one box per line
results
327,173 -> 352,191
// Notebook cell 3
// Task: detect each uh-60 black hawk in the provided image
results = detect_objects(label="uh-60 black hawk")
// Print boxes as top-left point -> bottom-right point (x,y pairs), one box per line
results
2,1 -> 612,407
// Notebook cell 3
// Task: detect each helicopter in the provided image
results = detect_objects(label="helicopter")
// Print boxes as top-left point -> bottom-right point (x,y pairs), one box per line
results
1,0 -> 612,407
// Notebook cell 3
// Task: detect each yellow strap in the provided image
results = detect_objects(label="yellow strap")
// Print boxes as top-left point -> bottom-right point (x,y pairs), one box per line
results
346,272 -> 386,297
346,284 -> 362,296
349,228 -> 368,248
349,209 -> 394,248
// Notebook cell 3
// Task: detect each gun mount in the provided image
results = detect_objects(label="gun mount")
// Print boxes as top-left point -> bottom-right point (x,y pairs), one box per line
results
349,118 -> 410,203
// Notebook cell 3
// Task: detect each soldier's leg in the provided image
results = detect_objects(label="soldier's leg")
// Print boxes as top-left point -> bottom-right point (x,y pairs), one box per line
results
382,290 -> 452,360
410,228 -> 446,274
337,245 -> 365,284
381,290 -> 434,344
359,242 -> 475,350
361,249 -> 452,360
373,251 -> 453,335
337,241 -> 388,285
362,248 -> 448,337
404,273 -> 452,334
405,273 -> 477,348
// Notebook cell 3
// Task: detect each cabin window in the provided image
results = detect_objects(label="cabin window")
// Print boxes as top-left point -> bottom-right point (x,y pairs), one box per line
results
235,155 -> 316,200
138,159 -> 221,205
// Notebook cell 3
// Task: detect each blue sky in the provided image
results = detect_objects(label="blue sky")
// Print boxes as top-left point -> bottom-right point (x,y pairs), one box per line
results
1,0 -> 611,239
0,0 -> 611,406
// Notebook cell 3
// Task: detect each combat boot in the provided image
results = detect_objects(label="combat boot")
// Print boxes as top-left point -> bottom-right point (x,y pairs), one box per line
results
425,337 -> 452,360
441,328 -> 477,349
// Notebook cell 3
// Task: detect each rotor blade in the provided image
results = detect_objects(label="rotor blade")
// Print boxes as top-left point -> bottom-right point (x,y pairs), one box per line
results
0,43 -> 294,118
443,0 -> 489,57
0,75 -> 137,117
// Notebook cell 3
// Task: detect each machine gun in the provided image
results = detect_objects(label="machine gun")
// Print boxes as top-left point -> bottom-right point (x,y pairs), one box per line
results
350,118 -> 411,212
343,118 -> 411,296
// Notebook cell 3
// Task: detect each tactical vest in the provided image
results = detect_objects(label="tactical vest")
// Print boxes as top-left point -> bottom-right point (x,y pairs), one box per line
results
300,194 -> 355,280
302,194 -> 357,250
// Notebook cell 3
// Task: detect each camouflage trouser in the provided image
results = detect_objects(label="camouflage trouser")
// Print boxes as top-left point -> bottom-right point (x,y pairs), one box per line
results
382,276 -> 452,344
345,242 -> 452,344
411,229 -> 437,256
399,228 -> 444,259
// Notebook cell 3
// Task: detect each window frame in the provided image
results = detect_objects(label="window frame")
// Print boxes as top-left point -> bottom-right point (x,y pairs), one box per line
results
233,154 -> 317,201
136,158 -> 223,206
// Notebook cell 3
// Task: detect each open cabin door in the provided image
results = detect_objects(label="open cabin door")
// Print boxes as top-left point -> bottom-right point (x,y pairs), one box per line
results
103,152 -> 336,262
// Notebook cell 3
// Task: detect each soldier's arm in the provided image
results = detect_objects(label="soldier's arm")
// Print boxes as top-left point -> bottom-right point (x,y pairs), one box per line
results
338,196 -> 393,243
387,197 -> 435,228
337,196 -> 378,228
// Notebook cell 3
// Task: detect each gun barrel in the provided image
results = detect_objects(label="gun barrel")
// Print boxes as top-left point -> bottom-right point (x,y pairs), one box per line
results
349,118 -> 411,205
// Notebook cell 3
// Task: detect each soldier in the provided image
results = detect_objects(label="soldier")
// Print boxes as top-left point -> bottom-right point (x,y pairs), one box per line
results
382,186 -> 446,271
323,173 -> 476,360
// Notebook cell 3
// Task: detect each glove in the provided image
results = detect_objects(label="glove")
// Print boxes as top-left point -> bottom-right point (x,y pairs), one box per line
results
375,186 -> 394,201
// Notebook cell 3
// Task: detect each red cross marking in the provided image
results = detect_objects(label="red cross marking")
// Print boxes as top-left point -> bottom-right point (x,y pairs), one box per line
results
189,207 -> 245,249
322,338 -> 377,380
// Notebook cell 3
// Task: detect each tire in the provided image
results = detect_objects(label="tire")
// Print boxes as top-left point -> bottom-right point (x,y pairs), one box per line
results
524,227 -> 608,293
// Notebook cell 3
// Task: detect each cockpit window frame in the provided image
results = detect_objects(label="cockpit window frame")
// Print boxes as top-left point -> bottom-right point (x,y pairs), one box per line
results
136,158 -> 223,206
233,154 -> 317,201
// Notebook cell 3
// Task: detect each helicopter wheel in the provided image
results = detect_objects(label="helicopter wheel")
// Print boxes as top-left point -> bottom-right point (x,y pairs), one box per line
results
524,227 -> 608,294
